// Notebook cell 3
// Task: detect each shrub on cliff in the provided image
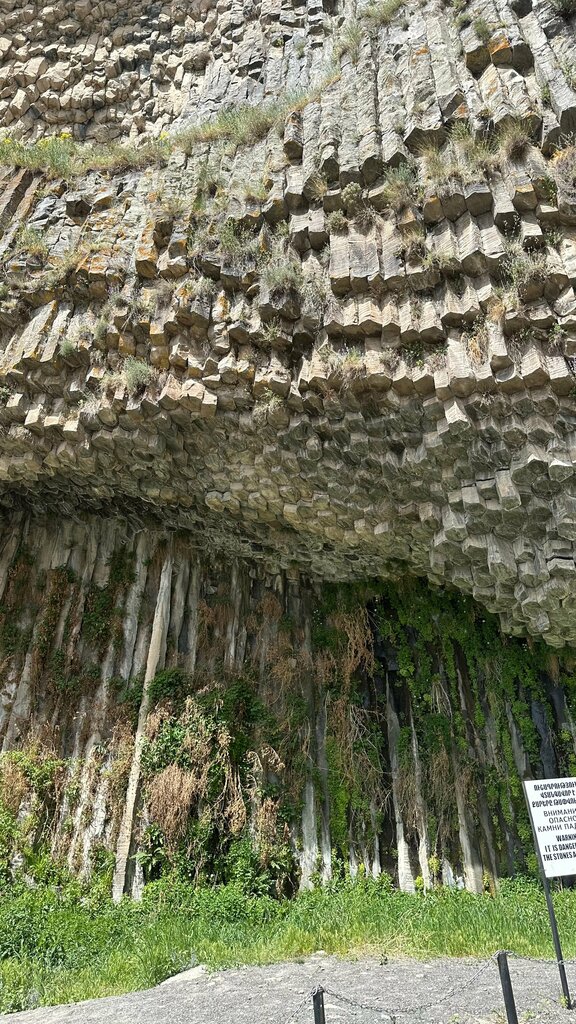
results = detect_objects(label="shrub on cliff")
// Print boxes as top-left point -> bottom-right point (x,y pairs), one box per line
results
101,357 -> 156,396
365,0 -> 406,27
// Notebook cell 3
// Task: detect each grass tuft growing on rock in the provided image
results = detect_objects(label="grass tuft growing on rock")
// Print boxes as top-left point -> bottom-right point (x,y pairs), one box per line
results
327,209 -> 348,233
473,16 -> 493,43
333,19 -> 363,64
177,100 -> 291,153
497,119 -> 533,161
261,256 -> 303,295
58,338 -> 77,359
0,78 -> 341,181
502,241 -> 548,296
420,125 -> 496,188
381,163 -> 420,212
0,134 -> 170,180
364,0 -> 405,28
123,358 -> 156,394
100,357 -> 156,396
13,226 -> 49,262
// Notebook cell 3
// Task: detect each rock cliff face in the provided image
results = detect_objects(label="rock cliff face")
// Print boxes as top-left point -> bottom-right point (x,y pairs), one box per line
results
2,0 -> 576,894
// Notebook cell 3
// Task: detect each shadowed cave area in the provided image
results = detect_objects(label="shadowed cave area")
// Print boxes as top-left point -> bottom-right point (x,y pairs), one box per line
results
0,516 -> 574,897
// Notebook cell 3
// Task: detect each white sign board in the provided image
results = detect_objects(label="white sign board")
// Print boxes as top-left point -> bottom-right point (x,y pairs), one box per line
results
524,777 -> 576,878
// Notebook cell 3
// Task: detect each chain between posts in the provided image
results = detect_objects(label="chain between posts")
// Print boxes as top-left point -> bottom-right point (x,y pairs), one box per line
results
281,991 -> 313,1024
305,954 -> 496,1020
507,950 -> 576,965
321,985 -> 397,1020
284,949 -> 575,1023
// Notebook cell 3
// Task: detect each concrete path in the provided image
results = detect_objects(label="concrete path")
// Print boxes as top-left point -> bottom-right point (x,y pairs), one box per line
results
0,953 -> 573,1023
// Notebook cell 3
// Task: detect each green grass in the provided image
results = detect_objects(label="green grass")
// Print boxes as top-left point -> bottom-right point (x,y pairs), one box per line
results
261,254 -> 303,295
497,119 -> 533,161
13,226 -> 49,262
327,209 -> 348,233
0,875 -> 575,1013
473,17 -> 493,43
333,19 -> 363,64
58,338 -> 76,358
0,135 -> 170,180
381,163 -> 421,212
0,76 -> 340,182
364,0 -> 406,27
100,357 -> 157,396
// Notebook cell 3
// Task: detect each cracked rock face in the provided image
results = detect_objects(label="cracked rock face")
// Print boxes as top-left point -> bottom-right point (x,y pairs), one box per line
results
2,0 -> 576,645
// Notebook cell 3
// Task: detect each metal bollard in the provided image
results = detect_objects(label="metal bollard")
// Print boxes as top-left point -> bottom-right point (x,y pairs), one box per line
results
312,985 -> 326,1024
497,951 -> 519,1024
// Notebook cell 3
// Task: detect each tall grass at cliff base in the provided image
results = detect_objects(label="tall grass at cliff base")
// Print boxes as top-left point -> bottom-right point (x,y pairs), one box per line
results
0,875 -> 574,1012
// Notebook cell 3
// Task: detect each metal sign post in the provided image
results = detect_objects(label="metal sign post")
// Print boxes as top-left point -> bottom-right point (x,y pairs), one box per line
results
523,778 -> 575,1009
541,870 -> 572,1009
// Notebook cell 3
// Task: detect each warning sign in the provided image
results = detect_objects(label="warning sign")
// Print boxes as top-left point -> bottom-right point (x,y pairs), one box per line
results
524,777 -> 576,878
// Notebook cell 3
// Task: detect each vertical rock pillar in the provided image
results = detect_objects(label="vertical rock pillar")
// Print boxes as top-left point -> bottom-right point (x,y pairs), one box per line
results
112,550 -> 173,902
386,682 -> 415,892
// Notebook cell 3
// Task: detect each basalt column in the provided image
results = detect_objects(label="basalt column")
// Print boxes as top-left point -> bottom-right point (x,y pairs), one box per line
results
2,0 -> 576,893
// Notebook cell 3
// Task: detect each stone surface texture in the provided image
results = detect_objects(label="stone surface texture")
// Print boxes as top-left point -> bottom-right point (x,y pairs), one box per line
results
2,0 -> 576,643
3,0 -> 576,898
0,953 -> 572,1024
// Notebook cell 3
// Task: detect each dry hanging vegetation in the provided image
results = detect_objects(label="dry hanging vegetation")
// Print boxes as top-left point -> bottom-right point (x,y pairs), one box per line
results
314,605 -> 375,693
332,607 -> 376,685
0,742 -> 69,877
142,695 -> 251,865
146,765 -> 199,847
243,593 -> 313,819
125,586 -> 309,888
0,757 -> 30,815
327,694 -> 383,803
196,597 -> 235,661
104,722 -> 135,810
246,745 -> 288,858
248,593 -> 300,701
395,721 -> 455,853
0,743 -> 67,816
312,601 -> 386,843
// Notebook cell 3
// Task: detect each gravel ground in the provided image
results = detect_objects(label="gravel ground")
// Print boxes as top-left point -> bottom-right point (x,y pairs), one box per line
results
0,953 -> 573,1024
